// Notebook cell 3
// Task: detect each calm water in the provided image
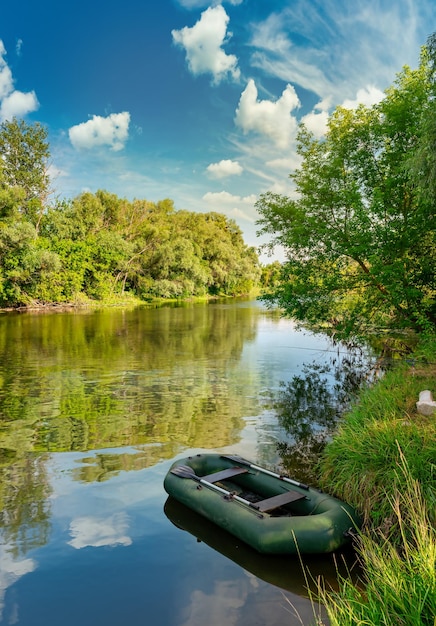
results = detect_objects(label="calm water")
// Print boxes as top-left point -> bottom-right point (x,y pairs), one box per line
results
0,300 -> 359,626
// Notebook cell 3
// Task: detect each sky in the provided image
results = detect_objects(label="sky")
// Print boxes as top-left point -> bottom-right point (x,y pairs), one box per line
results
1,0 -> 434,260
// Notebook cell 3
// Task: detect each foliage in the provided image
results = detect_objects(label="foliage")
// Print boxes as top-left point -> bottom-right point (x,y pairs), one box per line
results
257,43 -> 436,339
0,118 -> 50,230
41,195 -> 261,302
318,337 -> 436,530
317,455 -> 436,626
0,119 -> 261,307
315,335 -> 436,625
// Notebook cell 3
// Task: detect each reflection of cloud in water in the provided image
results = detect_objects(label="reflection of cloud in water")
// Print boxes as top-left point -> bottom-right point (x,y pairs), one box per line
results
181,579 -> 247,626
0,546 -> 36,620
68,512 -> 132,549
180,571 -> 310,626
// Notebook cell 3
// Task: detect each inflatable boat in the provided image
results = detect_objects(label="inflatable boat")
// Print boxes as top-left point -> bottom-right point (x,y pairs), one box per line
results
164,453 -> 360,555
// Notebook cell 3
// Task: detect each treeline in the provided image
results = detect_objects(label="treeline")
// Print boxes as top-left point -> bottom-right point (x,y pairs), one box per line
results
0,120 -> 261,307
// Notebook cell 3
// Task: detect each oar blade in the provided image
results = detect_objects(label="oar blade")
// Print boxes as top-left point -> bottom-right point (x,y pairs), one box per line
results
170,464 -> 198,479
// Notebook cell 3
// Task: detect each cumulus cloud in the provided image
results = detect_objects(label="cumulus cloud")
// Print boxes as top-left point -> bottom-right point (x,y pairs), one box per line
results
172,5 -> 240,83
0,91 -> 39,121
69,112 -> 130,151
235,79 -> 300,148
340,85 -> 385,109
0,40 -> 39,121
68,513 -> 132,549
301,110 -> 329,138
298,85 -> 384,139
298,97 -> 330,138
206,159 -> 243,178
203,190 -> 257,222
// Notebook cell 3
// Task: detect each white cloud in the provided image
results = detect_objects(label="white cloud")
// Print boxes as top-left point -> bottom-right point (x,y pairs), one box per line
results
235,79 -> 300,148
341,85 -> 385,109
172,5 -> 240,83
202,190 -> 257,222
0,90 -> 39,121
69,112 -> 130,151
68,513 -> 132,549
206,159 -> 243,178
0,59 -> 13,100
301,110 -> 329,138
0,40 -> 39,121
266,157 -> 298,172
248,1 -> 431,111
299,85 -> 384,139
203,190 -> 256,204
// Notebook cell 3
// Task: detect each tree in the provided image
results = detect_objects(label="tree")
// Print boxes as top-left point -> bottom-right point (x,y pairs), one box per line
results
257,44 -> 436,339
0,118 -> 50,231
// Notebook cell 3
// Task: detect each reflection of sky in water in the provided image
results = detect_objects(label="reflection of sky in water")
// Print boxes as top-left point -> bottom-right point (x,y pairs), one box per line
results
0,449 -> 328,625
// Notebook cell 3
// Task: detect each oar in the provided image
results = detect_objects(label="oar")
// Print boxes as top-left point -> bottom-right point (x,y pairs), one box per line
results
170,465 -> 256,508
221,455 -> 309,490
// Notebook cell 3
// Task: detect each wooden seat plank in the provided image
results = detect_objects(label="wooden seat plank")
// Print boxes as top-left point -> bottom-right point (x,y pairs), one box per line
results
253,490 -> 306,512
203,467 -> 248,483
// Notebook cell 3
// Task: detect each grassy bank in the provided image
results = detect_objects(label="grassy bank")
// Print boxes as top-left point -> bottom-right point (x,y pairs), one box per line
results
315,336 -> 436,625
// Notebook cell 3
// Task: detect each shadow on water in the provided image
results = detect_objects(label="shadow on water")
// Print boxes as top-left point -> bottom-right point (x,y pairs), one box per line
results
164,497 -> 362,598
274,349 -> 376,485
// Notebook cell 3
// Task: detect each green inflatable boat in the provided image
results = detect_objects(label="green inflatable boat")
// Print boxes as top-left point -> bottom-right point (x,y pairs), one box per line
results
164,453 -> 361,555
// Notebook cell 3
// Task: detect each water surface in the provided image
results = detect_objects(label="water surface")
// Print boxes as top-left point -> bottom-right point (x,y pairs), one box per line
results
0,300 -> 358,625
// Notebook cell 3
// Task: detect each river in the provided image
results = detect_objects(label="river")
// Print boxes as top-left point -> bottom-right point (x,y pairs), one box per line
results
0,299 -> 364,626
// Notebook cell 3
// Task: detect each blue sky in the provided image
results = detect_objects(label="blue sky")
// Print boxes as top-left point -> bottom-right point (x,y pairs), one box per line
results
1,0 -> 434,259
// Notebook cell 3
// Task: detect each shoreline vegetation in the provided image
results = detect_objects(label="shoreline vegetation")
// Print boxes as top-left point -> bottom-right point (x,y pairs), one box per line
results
0,289 -> 262,313
315,336 -> 436,625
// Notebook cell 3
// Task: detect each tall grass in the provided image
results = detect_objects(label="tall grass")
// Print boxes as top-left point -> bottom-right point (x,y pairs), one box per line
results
317,453 -> 436,625
318,358 -> 436,528
311,338 -> 436,624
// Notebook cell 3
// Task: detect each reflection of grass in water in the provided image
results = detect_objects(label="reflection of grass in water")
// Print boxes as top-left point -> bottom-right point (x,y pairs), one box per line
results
315,453 -> 436,625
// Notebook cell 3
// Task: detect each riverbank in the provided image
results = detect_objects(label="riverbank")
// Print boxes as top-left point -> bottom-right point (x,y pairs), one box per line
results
0,290 -> 262,313
316,335 -> 436,625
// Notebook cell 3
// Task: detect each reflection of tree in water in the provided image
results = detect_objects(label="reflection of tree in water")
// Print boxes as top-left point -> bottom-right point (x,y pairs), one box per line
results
72,448 -> 165,483
0,305 -> 260,454
0,451 -> 51,558
275,351 -> 374,485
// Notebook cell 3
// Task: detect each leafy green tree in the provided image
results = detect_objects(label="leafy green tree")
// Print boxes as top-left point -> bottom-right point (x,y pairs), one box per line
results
0,118 -> 50,231
260,261 -> 282,289
257,45 -> 436,339
0,220 -> 61,306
